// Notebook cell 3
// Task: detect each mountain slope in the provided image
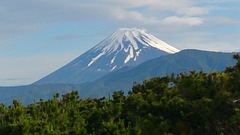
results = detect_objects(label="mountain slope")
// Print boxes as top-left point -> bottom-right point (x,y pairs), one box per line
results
79,50 -> 237,97
35,28 -> 179,84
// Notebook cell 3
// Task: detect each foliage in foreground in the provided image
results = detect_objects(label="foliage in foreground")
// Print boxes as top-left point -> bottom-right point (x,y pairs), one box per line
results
0,54 -> 240,135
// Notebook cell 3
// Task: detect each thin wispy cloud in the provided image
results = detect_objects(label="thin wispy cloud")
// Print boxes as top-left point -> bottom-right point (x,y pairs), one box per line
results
176,7 -> 209,16
52,34 -> 80,41
162,16 -> 204,26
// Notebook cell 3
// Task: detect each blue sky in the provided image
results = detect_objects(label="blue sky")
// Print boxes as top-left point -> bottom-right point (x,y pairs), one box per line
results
0,0 -> 240,86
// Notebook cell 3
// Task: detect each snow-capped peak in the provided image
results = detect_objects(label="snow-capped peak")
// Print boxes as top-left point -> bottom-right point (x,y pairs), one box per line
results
93,28 -> 179,54
87,28 -> 179,67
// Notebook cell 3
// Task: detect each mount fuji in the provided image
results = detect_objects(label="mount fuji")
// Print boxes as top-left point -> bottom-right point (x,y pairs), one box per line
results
35,28 -> 179,84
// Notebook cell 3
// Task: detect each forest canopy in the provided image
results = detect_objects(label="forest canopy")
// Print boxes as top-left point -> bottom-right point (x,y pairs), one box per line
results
0,54 -> 240,135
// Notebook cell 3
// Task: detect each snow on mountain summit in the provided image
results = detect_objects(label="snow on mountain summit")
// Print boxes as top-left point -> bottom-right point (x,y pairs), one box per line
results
93,28 -> 179,54
88,28 -> 179,66
35,28 -> 180,84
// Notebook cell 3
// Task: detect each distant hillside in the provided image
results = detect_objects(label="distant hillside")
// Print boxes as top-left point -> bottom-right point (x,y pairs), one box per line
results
0,84 -> 82,105
79,49 -> 237,97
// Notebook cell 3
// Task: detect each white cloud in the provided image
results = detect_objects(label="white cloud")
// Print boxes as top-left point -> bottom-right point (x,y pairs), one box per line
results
0,0 -> 211,42
111,9 -> 159,25
176,7 -> 209,16
0,1 -> 203,23
162,16 -> 205,26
